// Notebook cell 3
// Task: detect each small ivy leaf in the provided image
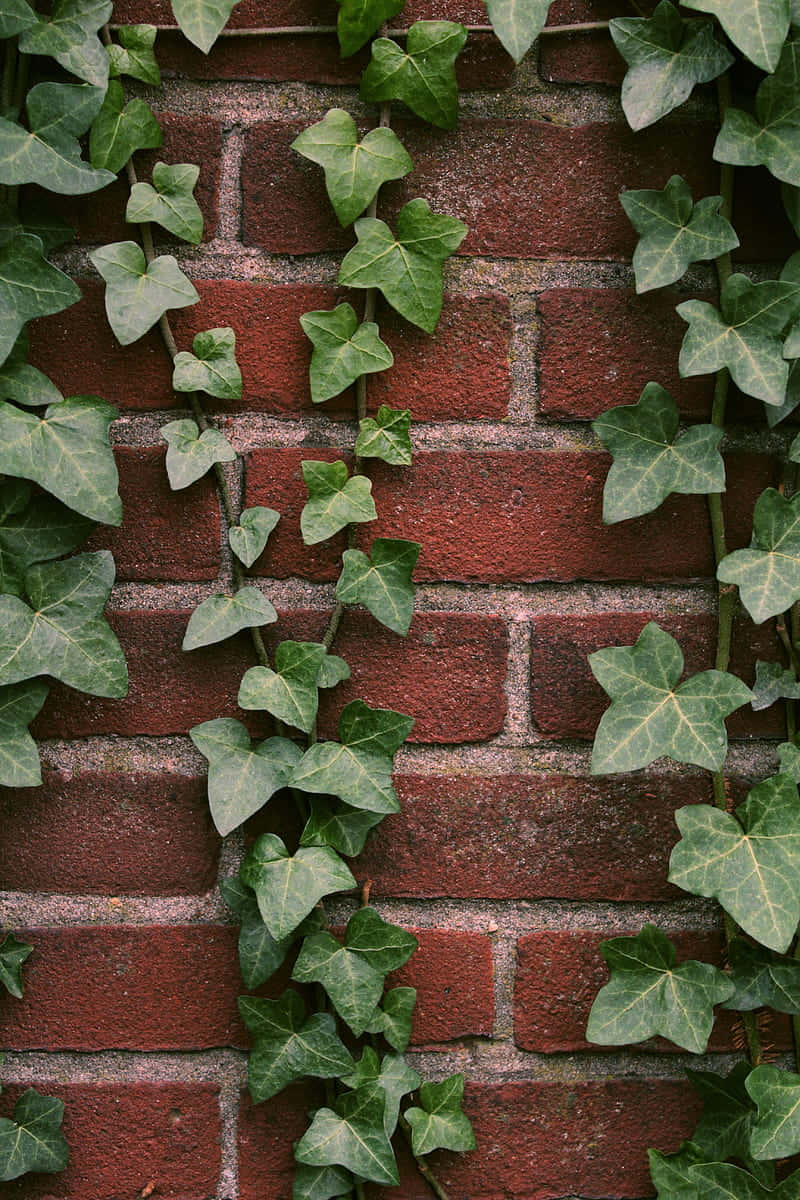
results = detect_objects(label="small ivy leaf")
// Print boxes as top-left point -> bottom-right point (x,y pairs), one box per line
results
682,0 -> 791,72
127,162 -> 203,246
0,331 -> 63,408
292,931 -> 386,1036
292,1163 -> 354,1200
339,199 -> 467,334
241,833 -> 356,940
0,82 -> 113,194
0,933 -> 32,999
365,986 -> 416,1052
747,1065 -> 800,1160
336,538 -> 420,636
780,740 -> 800,781
334,0 -> 405,57
239,991 -> 354,1104
648,1142 -> 706,1200
161,418 -> 236,490
669,773 -> 800,952
0,0 -> 37,39
300,797 -> 384,858
361,21 -> 468,130
219,882 -> 292,989
723,938 -> 800,1014
90,241 -> 200,346
19,0 -> 112,87
0,234 -> 81,366
341,1048 -> 421,1137
107,24 -> 161,86
717,489 -> 800,624
484,0 -> 551,64
0,1089 -> 68,1182
620,175 -> 739,293
751,659 -> 800,711
405,1075 -> 476,1156
355,406 -> 412,467
172,327 -> 240,395
610,1 -> 733,132
688,1064 -> 772,1185
0,680 -> 49,788
170,0 -> 239,53
590,621 -> 752,774
292,111 -> 413,229
317,654 -> 350,689
300,304 -> 393,404
345,908 -> 417,974
238,641 -> 329,733
593,383 -> 724,524
89,83 -> 163,175
714,39 -> 800,187
182,588 -> 277,651
300,460 -> 377,545
294,1085 -> 399,1186
691,1164 -> 800,1200
189,719 -> 302,835
229,506 -> 279,567
0,480 -> 93,599
585,924 -> 734,1052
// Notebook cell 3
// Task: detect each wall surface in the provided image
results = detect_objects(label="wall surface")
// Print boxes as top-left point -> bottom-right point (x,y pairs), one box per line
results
0,1 -> 793,1197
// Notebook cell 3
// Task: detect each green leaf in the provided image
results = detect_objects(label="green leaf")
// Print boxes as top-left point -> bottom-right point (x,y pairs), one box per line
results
714,39 -> 800,186
723,938 -> 800,1014
344,908 -> 417,974
355,406 -> 412,466
361,21 -> 468,130
90,242 -> 200,346
610,1 -> 733,131
649,1142 -> 706,1200
300,304 -> 393,403
340,1047 -> 421,1137
189,720 -> 302,835
690,1164 -> 799,1200
172,327 -> 240,396
484,0 -> 552,63
0,0 -> 37,39
0,234 -> 81,366
780,740 -> 800,781
300,460 -> 377,545
19,0 -> 111,86
292,931 -> 386,1036
339,199 -> 467,334
229,506 -> 279,567
682,0 -> 791,71
90,82 -> 162,175
317,654 -> 350,689
0,480 -> 93,599
127,163 -> 203,246
751,659 -> 800,711
108,24 -> 161,85
0,680 -> 48,788
300,797 -> 384,857
292,111 -> 412,229
170,0 -> 239,52
747,1065 -> 800,1160
585,924 -> 733,1052
292,1164 -> 354,1200
365,986 -> 416,1051
0,82 -> 113,194
405,1075 -> 476,1156
0,331 -> 63,408
688,1064 -> 771,1184
334,0 -> 405,57
593,383 -> 724,524
336,538 -> 419,636
161,418 -> 236,490
718,489 -> 800,623
238,641 -> 328,733
241,833 -> 356,940
220,880 -> 292,989
0,933 -> 32,999
669,774 -> 800,952
620,175 -> 739,293
590,621 -> 752,774
239,990 -> 354,1104
182,588 -> 277,651
0,1088 -> 68,1182
294,1086 -> 399,1186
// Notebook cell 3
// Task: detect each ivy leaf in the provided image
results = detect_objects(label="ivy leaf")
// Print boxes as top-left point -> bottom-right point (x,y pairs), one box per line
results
365,986 -> 416,1052
688,1064 -> 771,1184
780,740 -> 800,781
172,327 -> 240,395
90,242 -> 200,346
344,908 -> 417,975
0,331 -> 63,408
220,879 -> 292,988
690,1164 -> 800,1200
0,1089 -> 68,1182
182,588 -> 277,651
0,933 -> 32,999
93,80 -> 160,178
239,991 -> 354,1104
292,111 -> 412,229
336,538 -> 420,636
229,506 -> 279,567
292,931 -> 386,1036
723,938 -> 800,1014
238,641 -> 328,733
292,1164 -> 354,1200
294,1086 -> 399,1186
108,24 -> 161,86
0,396 -> 120,525
717,489 -> 800,624
751,660 -> 800,711
714,39 -> 800,186
341,1048 -> 421,1137
161,418 -> 236,490
334,0 -> 405,57
593,383 -> 724,524
340,199 -> 467,334
669,773 -> 800,952
170,0 -> 239,52
620,175 -> 739,293
300,460 -> 377,545
241,833 -> 356,940
361,21 -> 468,130
19,0 -> 111,87
300,304 -> 393,404
0,82 -> 113,194
317,654 -> 350,689
0,234 -> 81,366
649,1142 -> 706,1200
747,1065 -> 800,1160
609,1 -> 733,132
590,621 -> 752,774
0,481 -> 93,599
484,0 -> 552,64
355,406 -> 412,466
189,719 -> 302,835
127,163 -> 203,246
300,797 -> 384,857
0,680 -> 49,788
0,0 -> 37,39
682,0 -> 791,72
405,1075 -> 476,1156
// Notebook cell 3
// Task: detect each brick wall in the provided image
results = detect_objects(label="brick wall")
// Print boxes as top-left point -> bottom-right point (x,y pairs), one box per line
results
1,2 -> 790,1197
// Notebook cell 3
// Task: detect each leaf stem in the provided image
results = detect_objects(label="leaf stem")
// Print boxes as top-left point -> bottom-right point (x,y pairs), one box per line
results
399,1115 -> 453,1200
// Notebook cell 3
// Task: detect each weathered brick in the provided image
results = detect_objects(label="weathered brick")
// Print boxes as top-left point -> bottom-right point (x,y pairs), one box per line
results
238,1083 -> 323,1200
0,772 -> 218,896
540,0 -> 625,85
390,929 -> 494,1044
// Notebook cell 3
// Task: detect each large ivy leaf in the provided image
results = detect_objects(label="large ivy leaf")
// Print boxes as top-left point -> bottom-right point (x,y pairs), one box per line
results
229,506 -> 279,567
0,680 -> 49,788
127,162 -> 203,245
19,0 -> 111,87
294,1086 -> 399,1186
688,1064 -> 771,1184
172,328 -> 240,396
0,0 -> 37,39
241,833 -> 356,940
219,878 -> 292,989
292,1164 -> 354,1200
300,797 -> 384,858
484,0 -> 552,63
669,773 -> 800,952
0,234 -> 81,366
0,396 -> 120,525
238,641 -> 328,733
723,938 -> 800,1013
239,991 -> 354,1104
300,460 -> 377,545
339,199 -> 467,334
690,1165 -> 800,1200
108,24 -> 161,86
714,39 -> 800,186
405,1075 -> 476,1156
0,481 -> 93,599
341,1047 -> 421,1137
292,931 -> 385,1036
683,0 -> 791,72
0,83 -> 113,194
292,111 -> 412,229
335,0 -> 405,57
161,418 -> 236,490
336,538 -> 419,635
365,986 -> 416,1052
590,621 -> 752,774
585,924 -> 733,1053
747,1065 -> 800,1160
355,406 -> 412,466
90,242 -> 200,346
609,1 -> 733,131
0,1089 -> 68,1182
361,21 -> 467,129
170,0 -> 239,53
649,1142 -> 707,1200
620,175 -> 739,293
593,384 -> 724,524
717,489 -> 800,624
189,719 -> 302,835
182,588 -> 277,651
300,304 -> 393,403
89,80 -> 162,175
0,933 -> 32,999
0,332 -> 62,408
751,660 -> 800,711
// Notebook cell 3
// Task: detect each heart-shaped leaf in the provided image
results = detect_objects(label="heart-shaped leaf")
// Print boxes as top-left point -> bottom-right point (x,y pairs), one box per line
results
0,680 -> 49,788
239,991 -> 354,1103
161,418 -> 236,489
238,641 -> 328,733
300,459 -> 377,545
170,0 -> 239,52
0,82 -> 113,194
682,0 -> 791,71
0,933 -> 32,998
300,797 -> 384,857
300,304 -> 393,403
714,39 -> 800,186
182,587 -> 277,650
241,833 -> 356,940
405,1075 -> 476,1155
361,21 -> 468,129
294,1086 -> 399,1185
0,1088 -> 68,1181
365,986 -> 416,1052
340,1047 -> 421,1136
355,405 -> 412,466
484,0 -> 551,63
717,489 -> 800,623
189,719 -> 302,835
0,233 -> 81,365
19,0 -> 111,86
228,506 -> 279,566
127,162 -> 203,245
90,242 -> 200,346
334,0 -> 405,57
336,538 -> 419,635
89,80 -> 162,174
292,932 -> 386,1036
108,24 -> 161,85
172,327 -> 240,395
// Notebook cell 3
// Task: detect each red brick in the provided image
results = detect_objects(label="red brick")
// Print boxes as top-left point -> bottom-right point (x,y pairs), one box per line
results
0,772 -> 218,896
0,1083 -> 220,1199
33,609 -> 508,743
238,1082 -> 324,1200
541,0 -> 630,85
391,929 -> 494,1044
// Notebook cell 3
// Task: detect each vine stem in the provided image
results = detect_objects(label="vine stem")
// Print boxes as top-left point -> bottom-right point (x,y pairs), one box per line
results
108,20 -> 610,38
398,1116 -> 453,1200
